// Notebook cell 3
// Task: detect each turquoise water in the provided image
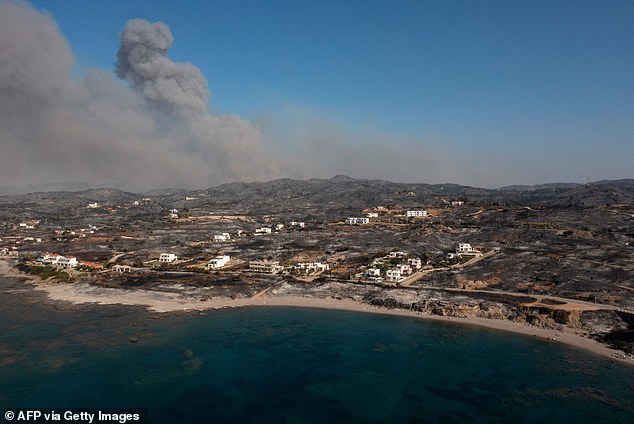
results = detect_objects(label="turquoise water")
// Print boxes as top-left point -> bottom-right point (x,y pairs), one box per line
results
1,277 -> 633,423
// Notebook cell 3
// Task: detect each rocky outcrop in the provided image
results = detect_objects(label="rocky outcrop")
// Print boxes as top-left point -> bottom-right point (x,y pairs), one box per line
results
581,310 -> 634,353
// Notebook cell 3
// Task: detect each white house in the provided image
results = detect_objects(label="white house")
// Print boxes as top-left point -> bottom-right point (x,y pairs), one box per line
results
346,217 -> 369,225
406,210 -> 428,217
133,198 -> 151,206
293,262 -> 330,274
408,258 -> 422,269
249,260 -> 284,274
255,227 -> 272,235
275,224 -> 285,231
112,265 -> 132,273
214,233 -> 231,242
386,269 -> 405,282
451,243 -> 482,258
54,256 -> 78,269
39,253 -> 57,264
397,264 -> 413,275
0,248 -> 19,258
159,253 -> 178,263
367,212 -> 379,218
451,200 -> 464,206
87,202 -> 99,209
207,255 -> 230,269
290,221 -> 305,228
457,243 -> 476,253
38,253 -> 77,268
365,268 -> 381,277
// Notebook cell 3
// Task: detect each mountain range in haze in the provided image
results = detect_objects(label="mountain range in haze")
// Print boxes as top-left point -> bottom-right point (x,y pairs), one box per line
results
2,176 -> 633,213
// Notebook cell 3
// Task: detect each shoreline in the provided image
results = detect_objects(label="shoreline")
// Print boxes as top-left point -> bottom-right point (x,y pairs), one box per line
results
1,261 -> 632,366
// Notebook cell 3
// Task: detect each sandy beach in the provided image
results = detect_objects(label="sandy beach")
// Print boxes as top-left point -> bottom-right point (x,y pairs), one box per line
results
1,261 -> 631,366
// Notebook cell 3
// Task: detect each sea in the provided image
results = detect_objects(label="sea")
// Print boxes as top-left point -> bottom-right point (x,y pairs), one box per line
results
1,276 -> 633,423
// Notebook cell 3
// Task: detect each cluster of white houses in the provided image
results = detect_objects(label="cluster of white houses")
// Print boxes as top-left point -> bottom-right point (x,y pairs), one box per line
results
37,253 -> 104,269
347,210 -> 428,224
212,222 -> 306,242
18,221 -> 39,229
292,262 -> 330,275
359,251 -> 423,283
246,260 -> 330,275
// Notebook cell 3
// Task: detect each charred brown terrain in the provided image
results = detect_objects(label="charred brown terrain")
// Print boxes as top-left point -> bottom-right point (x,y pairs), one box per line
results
1,177 -> 633,353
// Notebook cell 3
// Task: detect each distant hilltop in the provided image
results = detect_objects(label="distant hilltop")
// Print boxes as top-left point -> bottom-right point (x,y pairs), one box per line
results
2,176 -> 633,212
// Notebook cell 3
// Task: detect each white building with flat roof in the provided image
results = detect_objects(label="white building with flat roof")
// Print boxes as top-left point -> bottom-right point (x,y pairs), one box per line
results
406,210 -> 428,217
54,256 -> 78,269
365,268 -> 381,277
293,262 -> 330,274
38,253 -> 77,268
249,260 -> 284,274
346,217 -> 369,225
207,255 -> 230,269
159,253 -> 178,263
214,233 -> 231,242
386,269 -> 405,282
457,243 -> 475,253
408,258 -> 422,269
452,243 -> 482,258
397,264 -> 412,275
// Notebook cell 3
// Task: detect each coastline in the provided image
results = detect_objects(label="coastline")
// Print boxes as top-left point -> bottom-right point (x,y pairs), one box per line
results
1,261 -> 631,366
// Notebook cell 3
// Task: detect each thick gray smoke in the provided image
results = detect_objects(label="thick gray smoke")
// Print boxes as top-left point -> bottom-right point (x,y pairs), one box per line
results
0,1 -> 282,191
0,1 -> 516,192
115,19 -> 209,116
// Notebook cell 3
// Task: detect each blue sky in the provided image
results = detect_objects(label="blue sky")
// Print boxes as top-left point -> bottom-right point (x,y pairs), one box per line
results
27,0 -> 634,186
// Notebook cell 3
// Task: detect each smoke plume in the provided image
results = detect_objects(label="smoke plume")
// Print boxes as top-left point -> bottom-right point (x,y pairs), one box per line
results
0,0 -> 501,192
115,19 -> 209,116
0,1 -> 281,191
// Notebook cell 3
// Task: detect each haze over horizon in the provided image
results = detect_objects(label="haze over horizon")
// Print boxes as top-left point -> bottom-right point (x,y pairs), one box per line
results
1,0 -> 632,191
